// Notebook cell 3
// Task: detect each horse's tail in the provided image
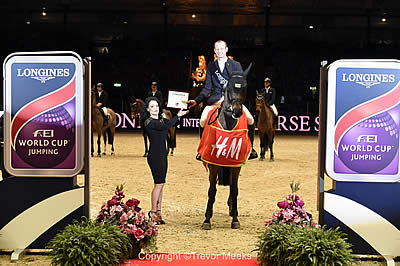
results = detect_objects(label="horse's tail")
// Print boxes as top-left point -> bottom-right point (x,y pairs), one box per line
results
217,167 -> 231,186
106,128 -> 113,144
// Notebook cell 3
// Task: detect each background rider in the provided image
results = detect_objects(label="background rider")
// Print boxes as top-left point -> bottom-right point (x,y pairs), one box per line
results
95,82 -> 109,126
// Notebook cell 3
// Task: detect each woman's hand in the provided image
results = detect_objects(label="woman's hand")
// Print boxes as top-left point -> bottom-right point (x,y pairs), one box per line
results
177,109 -> 189,117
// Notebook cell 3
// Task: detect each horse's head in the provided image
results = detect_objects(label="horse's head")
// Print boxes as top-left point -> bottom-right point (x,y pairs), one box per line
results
91,86 -> 97,109
255,90 -> 265,115
224,63 -> 252,120
130,99 -> 144,119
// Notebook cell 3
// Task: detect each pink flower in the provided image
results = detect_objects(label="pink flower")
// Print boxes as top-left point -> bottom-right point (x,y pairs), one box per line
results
294,200 -> 304,207
272,211 -> 281,220
283,209 -> 295,221
107,199 -> 118,206
115,205 -> 123,212
264,220 -> 272,228
120,213 -> 129,224
126,198 -> 140,207
277,200 -> 289,209
134,228 -> 145,240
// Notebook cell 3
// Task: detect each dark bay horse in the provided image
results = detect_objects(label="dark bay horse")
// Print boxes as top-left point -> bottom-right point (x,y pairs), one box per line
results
91,89 -> 117,157
130,99 -> 176,157
201,64 -> 252,230
255,92 -> 275,161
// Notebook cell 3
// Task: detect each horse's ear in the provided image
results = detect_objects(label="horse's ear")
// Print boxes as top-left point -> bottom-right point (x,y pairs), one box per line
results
256,89 -> 259,95
243,63 -> 252,77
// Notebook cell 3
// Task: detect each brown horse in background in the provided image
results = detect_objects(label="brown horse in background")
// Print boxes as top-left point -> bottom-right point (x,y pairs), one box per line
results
130,99 -> 176,157
91,89 -> 117,157
255,92 -> 275,161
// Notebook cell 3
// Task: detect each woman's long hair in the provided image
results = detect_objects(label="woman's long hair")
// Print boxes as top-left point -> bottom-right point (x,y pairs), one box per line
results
142,96 -> 163,121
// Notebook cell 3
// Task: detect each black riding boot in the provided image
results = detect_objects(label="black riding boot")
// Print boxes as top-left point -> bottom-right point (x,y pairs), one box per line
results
248,124 -> 258,160
103,114 -> 109,127
273,115 -> 278,129
196,127 -> 204,161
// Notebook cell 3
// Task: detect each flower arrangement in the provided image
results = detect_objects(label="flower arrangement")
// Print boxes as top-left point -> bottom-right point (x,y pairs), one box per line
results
265,182 -> 319,228
97,185 -> 158,255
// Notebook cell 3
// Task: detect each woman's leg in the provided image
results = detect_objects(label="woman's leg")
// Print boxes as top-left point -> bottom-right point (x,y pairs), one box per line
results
151,184 -> 164,212
156,184 -> 164,211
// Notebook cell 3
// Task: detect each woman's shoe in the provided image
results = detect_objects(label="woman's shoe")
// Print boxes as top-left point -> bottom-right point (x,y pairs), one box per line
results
156,210 -> 166,225
148,211 -> 160,225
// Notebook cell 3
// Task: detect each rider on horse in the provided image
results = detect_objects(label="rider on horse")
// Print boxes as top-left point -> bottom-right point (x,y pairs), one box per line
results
95,82 -> 109,126
187,40 -> 258,160
260,77 -> 278,128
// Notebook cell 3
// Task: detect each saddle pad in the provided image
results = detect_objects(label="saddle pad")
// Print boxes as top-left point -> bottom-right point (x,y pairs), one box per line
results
198,107 -> 251,167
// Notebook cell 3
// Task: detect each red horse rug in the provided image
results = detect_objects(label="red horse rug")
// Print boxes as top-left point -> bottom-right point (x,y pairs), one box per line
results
197,107 -> 251,167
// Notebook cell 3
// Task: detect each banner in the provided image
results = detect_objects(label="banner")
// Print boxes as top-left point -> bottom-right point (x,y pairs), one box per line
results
3,52 -> 84,177
325,60 -> 400,182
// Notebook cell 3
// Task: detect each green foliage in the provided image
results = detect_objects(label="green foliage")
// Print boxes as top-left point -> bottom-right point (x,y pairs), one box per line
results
255,224 -> 359,266
46,217 -> 132,266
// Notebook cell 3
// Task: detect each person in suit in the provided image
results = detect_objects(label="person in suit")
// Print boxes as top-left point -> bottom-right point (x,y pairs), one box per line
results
95,82 -> 109,126
261,77 -> 278,127
146,81 -> 164,108
187,40 -> 258,160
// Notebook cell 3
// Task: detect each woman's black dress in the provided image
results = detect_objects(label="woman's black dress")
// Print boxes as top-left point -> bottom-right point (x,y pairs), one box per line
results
145,116 -> 178,184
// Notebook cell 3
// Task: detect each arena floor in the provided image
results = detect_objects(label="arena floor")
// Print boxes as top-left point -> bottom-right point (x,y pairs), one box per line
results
0,131 -> 397,265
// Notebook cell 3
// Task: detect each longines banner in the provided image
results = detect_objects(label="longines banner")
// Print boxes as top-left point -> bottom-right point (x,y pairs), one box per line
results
3,52 -> 84,177
325,60 -> 400,182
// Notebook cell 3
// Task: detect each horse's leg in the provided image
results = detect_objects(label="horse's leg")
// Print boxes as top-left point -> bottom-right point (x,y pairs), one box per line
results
171,127 -> 176,156
97,132 -> 101,157
259,132 -> 265,161
166,132 -> 171,156
102,130 -> 107,155
230,167 -> 241,229
91,132 -> 94,157
110,127 -> 115,155
201,165 -> 218,230
269,133 -> 274,161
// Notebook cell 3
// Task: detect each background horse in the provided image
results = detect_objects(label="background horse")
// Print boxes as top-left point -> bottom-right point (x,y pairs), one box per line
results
255,92 -> 275,161
91,89 -> 117,157
130,99 -> 176,156
201,64 -> 252,230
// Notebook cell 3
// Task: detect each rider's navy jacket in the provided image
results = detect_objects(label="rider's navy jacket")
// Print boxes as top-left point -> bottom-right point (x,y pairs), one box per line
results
195,58 -> 243,105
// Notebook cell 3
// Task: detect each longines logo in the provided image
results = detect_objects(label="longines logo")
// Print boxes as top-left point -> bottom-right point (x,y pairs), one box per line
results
17,68 -> 70,83
342,73 -> 395,88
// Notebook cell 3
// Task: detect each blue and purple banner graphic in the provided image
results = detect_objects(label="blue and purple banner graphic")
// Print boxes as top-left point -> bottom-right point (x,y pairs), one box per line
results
3,52 -> 84,177
326,60 -> 400,182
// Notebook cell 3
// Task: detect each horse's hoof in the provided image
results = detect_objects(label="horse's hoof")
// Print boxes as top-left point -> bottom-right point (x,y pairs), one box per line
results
97,154 -> 101,158
259,157 -> 264,161
270,158 -> 274,162
111,152 -> 115,156
102,152 -> 106,155
91,154 -> 93,157
231,221 -> 240,229
201,222 -> 211,230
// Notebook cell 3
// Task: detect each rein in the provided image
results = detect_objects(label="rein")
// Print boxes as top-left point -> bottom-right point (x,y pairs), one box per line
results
207,106 -> 221,126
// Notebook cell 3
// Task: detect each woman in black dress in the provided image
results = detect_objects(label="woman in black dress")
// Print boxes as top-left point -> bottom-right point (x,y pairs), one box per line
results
143,97 -> 188,224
